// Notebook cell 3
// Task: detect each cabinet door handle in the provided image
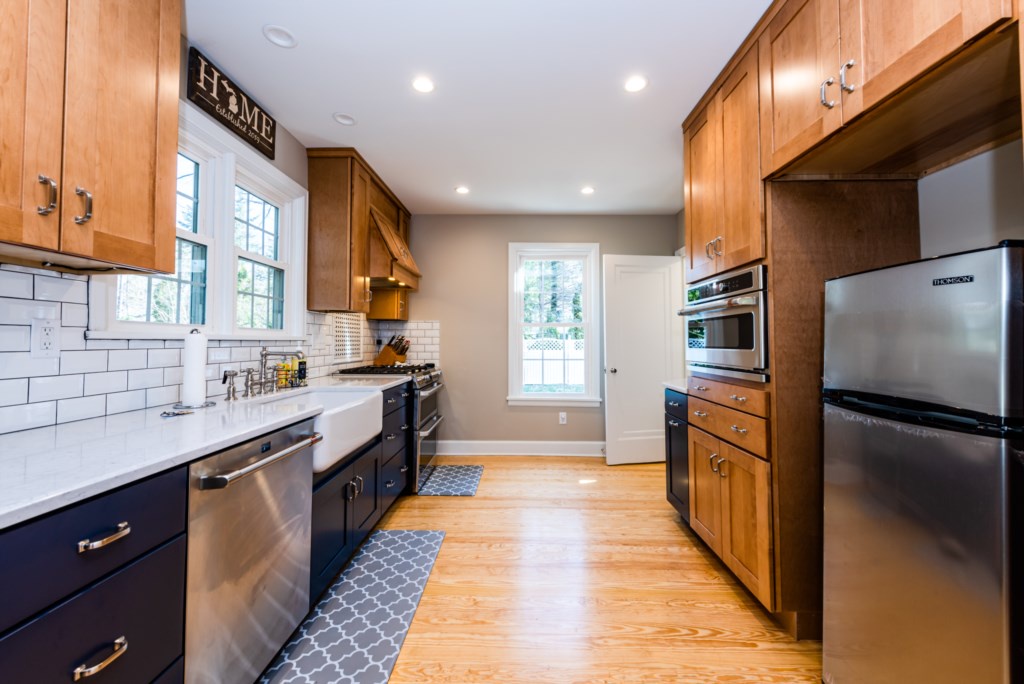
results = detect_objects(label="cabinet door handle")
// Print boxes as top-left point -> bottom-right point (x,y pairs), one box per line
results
74,186 -> 93,224
717,458 -> 727,478
705,241 -> 714,260
693,410 -> 708,418
385,479 -> 396,488
37,175 -> 58,216
73,636 -> 127,681
839,59 -> 856,93
401,424 -> 409,431
355,475 -> 364,494
709,453 -> 719,472
668,420 -> 680,428
386,433 -> 398,441
77,521 -> 131,554
730,425 -> 748,435
692,385 -> 709,392
820,77 -> 836,109
387,397 -> 398,405
401,391 -> 410,398
713,236 -> 723,256
366,289 -> 374,303
400,465 -> 409,473
728,394 -> 747,404
667,401 -> 680,407
345,480 -> 356,501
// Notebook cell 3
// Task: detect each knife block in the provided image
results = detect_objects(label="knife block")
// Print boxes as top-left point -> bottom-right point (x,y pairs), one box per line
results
374,347 -> 398,366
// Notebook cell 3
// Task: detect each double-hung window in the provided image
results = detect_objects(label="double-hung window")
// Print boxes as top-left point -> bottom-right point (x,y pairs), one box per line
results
508,243 -> 600,407
89,103 -> 306,340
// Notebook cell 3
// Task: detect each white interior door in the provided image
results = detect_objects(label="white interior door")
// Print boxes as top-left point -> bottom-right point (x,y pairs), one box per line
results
603,254 -> 683,465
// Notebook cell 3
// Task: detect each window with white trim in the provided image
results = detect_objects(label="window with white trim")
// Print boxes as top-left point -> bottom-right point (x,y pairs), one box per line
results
508,243 -> 601,407
89,103 -> 307,340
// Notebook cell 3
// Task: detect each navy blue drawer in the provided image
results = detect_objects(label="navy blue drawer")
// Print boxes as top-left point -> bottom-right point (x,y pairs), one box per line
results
153,656 -> 183,684
382,384 -> 410,415
665,389 -> 688,422
0,467 -> 187,634
382,404 -> 411,460
381,447 -> 408,512
0,535 -> 185,684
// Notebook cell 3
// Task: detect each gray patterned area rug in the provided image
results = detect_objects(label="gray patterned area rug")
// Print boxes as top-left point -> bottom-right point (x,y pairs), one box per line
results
417,464 -> 484,496
261,529 -> 445,684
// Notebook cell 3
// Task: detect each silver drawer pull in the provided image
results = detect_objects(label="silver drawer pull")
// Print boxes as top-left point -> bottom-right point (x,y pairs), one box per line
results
400,465 -> 409,473
693,385 -> 709,392
730,425 -> 748,435
74,186 -> 93,224
668,420 -> 680,428
387,397 -> 398,404
37,174 -> 58,215
355,475 -> 364,494
73,636 -> 127,680
77,522 -> 130,554
728,394 -> 747,403
386,433 -> 398,441
385,480 -> 396,488
400,424 -> 409,431
667,401 -> 680,407
693,410 -> 708,418
401,391 -> 410,398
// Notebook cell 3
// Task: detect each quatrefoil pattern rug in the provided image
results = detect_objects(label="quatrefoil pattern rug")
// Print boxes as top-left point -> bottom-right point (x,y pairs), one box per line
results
417,464 -> 484,496
261,529 -> 445,684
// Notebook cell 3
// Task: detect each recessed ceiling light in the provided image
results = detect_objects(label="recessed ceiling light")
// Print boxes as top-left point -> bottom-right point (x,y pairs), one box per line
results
624,75 -> 648,92
412,76 -> 435,93
262,24 -> 297,48
332,113 -> 356,126
455,185 -> 470,194
581,186 -> 595,195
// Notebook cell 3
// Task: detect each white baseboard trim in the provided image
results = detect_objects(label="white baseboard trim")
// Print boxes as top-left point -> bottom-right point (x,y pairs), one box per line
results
437,440 -> 606,457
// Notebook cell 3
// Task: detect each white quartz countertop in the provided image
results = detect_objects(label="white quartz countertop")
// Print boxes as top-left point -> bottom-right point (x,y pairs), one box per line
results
0,376 -> 411,529
663,378 -> 688,394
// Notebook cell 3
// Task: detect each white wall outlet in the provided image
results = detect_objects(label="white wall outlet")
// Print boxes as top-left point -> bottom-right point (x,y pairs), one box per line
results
30,318 -> 60,359
559,411 -> 567,425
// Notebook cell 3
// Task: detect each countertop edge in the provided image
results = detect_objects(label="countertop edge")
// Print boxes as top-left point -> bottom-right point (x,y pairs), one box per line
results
663,379 -> 688,394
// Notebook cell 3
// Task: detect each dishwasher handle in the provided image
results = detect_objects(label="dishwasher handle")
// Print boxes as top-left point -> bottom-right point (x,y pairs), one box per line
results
198,432 -> 323,490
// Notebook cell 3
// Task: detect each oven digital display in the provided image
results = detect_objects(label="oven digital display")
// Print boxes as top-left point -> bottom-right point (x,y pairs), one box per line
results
688,313 -> 755,350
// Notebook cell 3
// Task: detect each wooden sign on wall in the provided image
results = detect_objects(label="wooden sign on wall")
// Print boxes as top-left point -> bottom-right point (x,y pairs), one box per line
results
187,47 -> 276,159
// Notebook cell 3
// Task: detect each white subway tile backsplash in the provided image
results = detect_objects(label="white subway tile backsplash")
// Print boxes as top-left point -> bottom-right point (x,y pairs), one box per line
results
106,389 -> 146,415
85,338 -> 128,350
0,325 -> 31,352
57,395 -> 105,423
208,348 -> 231,363
163,366 -> 183,385
0,271 -> 33,299
0,352 -> 60,379
146,385 -> 178,408
60,327 -> 86,351
60,350 -> 107,374
0,298 -> 59,324
129,339 -> 165,349
0,401 -> 56,434
0,379 -> 28,407
108,349 -> 147,371
147,349 -> 179,368
127,368 -> 164,390
29,374 -> 84,402
84,371 -> 127,396
35,276 -> 87,304
230,346 -> 252,362
1,263 -> 55,277
61,303 -> 88,327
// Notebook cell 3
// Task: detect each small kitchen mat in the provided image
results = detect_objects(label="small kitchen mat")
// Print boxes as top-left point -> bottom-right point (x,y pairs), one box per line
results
417,464 -> 484,496
261,529 -> 445,684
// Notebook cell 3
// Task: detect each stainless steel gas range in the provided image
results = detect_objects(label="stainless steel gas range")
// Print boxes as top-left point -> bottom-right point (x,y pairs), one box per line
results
333,364 -> 444,493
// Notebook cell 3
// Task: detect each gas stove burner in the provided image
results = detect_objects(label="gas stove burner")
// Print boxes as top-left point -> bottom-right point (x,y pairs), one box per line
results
334,363 -> 436,375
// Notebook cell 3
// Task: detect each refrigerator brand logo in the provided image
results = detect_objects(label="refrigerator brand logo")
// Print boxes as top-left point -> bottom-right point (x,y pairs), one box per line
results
186,47 -> 276,159
932,275 -> 974,286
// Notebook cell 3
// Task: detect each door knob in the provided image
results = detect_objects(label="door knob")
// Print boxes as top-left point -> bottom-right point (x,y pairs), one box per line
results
607,368 -> 617,374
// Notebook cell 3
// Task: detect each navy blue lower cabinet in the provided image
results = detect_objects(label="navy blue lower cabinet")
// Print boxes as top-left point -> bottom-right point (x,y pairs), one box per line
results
153,656 -> 183,684
0,467 -> 187,634
0,535 -> 185,684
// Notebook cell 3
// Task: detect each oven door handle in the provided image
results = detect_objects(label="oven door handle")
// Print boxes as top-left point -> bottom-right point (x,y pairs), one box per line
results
679,294 -> 760,317
418,383 -> 445,399
418,414 -> 444,439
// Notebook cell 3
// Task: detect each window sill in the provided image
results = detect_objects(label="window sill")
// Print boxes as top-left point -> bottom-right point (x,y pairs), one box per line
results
86,329 -> 306,342
507,396 -> 602,408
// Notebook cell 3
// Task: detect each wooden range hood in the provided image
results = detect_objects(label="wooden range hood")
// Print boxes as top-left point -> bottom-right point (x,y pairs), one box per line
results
368,207 -> 420,290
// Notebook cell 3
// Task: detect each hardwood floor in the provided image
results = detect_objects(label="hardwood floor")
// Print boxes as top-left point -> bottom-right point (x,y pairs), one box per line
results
379,456 -> 822,683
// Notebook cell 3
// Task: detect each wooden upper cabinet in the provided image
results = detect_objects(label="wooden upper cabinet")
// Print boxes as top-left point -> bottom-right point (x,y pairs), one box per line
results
838,0 -> 1013,120
684,46 -> 763,284
0,0 -> 179,272
350,164 -> 372,314
758,0 -> 842,174
367,289 -> 408,321
719,442 -> 774,609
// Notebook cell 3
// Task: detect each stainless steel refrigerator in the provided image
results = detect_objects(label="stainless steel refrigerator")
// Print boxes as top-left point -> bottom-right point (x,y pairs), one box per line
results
822,242 -> 1022,684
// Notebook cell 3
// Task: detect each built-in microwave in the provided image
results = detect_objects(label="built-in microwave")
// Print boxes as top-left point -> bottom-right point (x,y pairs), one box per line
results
679,265 -> 768,382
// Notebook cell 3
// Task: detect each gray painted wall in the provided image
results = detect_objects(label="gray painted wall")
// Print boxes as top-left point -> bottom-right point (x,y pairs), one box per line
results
407,214 -> 677,443
918,140 -> 1024,257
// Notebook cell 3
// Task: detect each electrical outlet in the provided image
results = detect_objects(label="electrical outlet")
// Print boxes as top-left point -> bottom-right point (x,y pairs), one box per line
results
559,411 -> 567,425
31,318 -> 60,359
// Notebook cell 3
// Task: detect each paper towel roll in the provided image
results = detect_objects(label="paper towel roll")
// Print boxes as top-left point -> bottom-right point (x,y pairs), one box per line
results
181,328 -> 208,407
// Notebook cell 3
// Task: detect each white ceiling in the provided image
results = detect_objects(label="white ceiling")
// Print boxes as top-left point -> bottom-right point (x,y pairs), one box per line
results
184,1 -> 771,215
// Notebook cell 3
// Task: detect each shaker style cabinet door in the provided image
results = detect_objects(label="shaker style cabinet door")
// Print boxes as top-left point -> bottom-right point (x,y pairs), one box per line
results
719,442 -> 774,609
60,0 -> 179,272
0,0 -> 65,253
688,427 -> 723,555
683,101 -> 721,285
837,0 -> 1014,121
758,0 -> 842,174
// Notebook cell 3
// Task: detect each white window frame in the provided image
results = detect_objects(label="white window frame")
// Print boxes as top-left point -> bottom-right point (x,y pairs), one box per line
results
89,102 -> 307,340
507,242 -> 601,407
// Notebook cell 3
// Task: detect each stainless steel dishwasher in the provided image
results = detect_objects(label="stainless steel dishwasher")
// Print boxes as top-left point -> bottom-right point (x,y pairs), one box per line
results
185,418 -> 321,684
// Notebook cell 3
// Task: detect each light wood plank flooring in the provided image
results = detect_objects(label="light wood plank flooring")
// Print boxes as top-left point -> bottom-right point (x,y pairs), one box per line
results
379,456 -> 822,683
